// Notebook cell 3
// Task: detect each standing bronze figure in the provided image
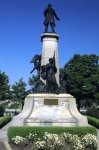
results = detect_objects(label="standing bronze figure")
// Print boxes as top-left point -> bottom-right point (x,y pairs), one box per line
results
41,57 -> 60,94
44,4 -> 60,32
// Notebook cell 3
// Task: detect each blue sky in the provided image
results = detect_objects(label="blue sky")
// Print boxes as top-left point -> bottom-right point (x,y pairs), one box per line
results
0,0 -> 99,88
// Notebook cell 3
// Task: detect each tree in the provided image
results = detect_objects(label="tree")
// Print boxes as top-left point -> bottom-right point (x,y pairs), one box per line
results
0,71 -> 10,100
0,105 -> 5,117
11,78 -> 27,109
28,75 -> 41,93
64,54 -> 99,110
28,75 -> 39,89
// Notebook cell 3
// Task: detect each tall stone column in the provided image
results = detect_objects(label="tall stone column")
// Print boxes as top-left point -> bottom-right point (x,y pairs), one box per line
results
41,32 -> 60,85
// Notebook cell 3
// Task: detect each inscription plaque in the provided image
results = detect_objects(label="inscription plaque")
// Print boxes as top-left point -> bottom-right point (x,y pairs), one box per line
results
44,99 -> 58,105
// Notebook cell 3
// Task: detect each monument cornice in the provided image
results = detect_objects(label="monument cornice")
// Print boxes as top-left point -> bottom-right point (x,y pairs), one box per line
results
41,32 -> 59,42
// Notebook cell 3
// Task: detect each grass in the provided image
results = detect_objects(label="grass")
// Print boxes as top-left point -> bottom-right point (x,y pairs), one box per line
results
8,126 -> 97,143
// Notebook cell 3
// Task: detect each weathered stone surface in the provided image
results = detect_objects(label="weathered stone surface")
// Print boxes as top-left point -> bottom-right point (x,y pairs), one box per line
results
11,94 -> 88,127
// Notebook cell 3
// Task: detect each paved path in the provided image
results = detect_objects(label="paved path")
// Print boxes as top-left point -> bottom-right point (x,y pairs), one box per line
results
0,122 -> 12,150
0,140 -> 12,150
0,130 -> 7,141
0,141 -> 7,150
0,122 -> 11,141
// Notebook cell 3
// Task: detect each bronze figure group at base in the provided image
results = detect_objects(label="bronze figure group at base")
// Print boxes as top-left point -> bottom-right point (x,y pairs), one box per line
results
30,54 -> 60,94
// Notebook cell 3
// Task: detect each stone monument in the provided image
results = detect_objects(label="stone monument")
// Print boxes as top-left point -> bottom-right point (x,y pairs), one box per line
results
11,4 -> 88,127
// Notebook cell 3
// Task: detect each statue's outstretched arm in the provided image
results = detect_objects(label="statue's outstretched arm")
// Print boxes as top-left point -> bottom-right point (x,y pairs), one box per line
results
54,11 -> 60,21
30,67 -> 35,73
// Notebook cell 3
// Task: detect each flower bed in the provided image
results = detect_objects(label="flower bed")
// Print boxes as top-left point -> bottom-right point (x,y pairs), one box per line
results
10,132 -> 98,150
8,126 -> 98,150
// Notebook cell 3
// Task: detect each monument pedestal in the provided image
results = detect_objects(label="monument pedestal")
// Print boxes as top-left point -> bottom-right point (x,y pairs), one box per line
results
11,94 -> 88,127
41,32 -> 60,85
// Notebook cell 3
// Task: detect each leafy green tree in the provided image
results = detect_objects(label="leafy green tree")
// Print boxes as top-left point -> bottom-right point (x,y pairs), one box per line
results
11,78 -> 27,109
0,105 -> 5,117
64,54 -> 99,110
28,75 -> 38,88
28,75 -> 39,92
0,71 -> 10,100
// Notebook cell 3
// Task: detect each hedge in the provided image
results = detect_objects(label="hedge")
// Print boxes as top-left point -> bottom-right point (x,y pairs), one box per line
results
88,116 -> 99,129
87,107 -> 99,119
0,116 -> 12,129
8,126 -> 97,143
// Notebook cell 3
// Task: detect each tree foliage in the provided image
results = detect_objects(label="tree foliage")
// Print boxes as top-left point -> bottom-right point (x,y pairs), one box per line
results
11,78 -> 27,108
63,54 -> 99,109
0,105 -> 5,117
0,71 -> 10,100
28,75 -> 39,90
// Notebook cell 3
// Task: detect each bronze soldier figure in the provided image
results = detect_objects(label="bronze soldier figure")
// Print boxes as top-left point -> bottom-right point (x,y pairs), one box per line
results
44,4 -> 60,32
41,57 -> 60,94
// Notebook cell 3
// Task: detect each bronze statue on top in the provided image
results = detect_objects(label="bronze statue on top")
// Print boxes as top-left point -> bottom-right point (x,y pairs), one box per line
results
44,4 -> 60,32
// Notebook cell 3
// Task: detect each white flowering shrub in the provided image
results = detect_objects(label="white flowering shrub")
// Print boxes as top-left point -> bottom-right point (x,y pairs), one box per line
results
81,134 -> 98,150
43,132 -> 63,150
11,136 -> 28,147
33,140 -> 46,150
70,135 -> 84,150
11,132 -> 98,150
61,132 -> 74,145
26,133 -> 38,143
61,133 -> 83,150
